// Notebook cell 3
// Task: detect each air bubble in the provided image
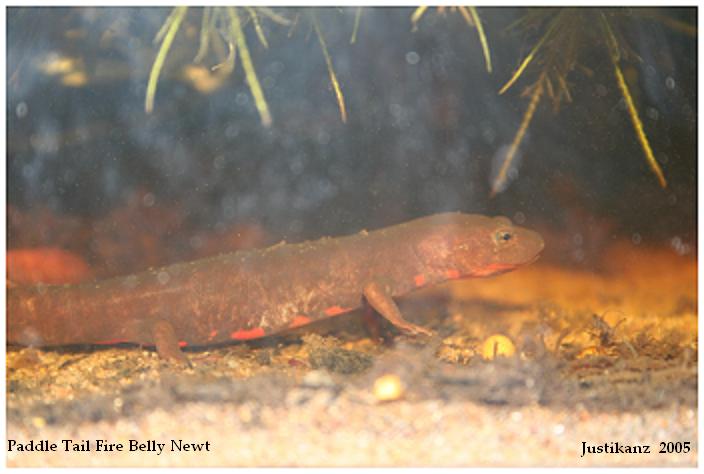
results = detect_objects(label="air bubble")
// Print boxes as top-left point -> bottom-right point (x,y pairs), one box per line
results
157,271 -> 170,285
316,130 -> 330,145
225,123 -> 239,138
670,236 -> 690,256
665,76 -> 675,90
235,92 -> 249,106
123,275 -> 139,289
262,75 -> 276,89
573,249 -> 585,262
142,192 -> 155,207
389,103 -> 402,118
16,102 -> 28,118
405,51 -> 420,65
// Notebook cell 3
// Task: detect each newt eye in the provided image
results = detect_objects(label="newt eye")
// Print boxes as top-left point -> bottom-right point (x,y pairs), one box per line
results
495,230 -> 513,243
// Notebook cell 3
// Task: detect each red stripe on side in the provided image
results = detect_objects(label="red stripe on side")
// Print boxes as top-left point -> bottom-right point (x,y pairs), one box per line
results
324,305 -> 350,316
471,263 -> 516,277
445,269 -> 461,279
230,327 -> 266,340
414,274 -> 426,287
289,315 -> 312,329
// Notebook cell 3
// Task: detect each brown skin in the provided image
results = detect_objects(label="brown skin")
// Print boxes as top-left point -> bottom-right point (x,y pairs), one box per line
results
7,213 -> 544,363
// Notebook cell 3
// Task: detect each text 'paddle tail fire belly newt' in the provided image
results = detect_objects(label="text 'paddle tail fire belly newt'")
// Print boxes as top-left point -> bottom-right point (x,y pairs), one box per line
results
8,213 -> 544,363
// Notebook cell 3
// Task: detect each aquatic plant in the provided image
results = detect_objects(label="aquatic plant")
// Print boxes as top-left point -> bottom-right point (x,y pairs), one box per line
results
146,6 -> 275,125
411,6 -> 492,73
146,7 -> 348,126
146,7 -> 491,127
144,7 -> 694,193
490,8 -> 693,195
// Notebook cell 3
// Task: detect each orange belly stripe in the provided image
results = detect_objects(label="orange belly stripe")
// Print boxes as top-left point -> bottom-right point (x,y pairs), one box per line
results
445,269 -> 461,279
324,305 -> 350,316
289,315 -> 312,329
471,263 -> 516,277
414,274 -> 426,287
231,327 -> 266,340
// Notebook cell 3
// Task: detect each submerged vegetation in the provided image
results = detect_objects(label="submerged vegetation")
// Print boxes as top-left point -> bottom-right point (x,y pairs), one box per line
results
490,8 -> 687,195
146,7 -> 348,126
145,7 -> 694,194
411,6 -> 492,74
146,6 -> 277,124
146,7 -> 491,127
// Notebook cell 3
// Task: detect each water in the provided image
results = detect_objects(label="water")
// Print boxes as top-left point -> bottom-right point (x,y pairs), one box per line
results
5,8 -> 698,467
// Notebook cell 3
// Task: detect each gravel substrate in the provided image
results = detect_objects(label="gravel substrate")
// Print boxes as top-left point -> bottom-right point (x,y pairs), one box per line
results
7,396 -> 697,467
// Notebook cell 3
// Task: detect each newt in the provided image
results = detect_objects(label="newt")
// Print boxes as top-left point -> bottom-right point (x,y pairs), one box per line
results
8,212 -> 544,364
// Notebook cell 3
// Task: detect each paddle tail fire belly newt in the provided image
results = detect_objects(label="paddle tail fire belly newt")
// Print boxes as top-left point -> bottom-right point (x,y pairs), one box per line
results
8,213 -> 544,363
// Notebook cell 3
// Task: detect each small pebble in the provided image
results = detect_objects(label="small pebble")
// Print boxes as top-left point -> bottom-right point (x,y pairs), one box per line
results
372,374 -> 405,402
31,416 -> 46,429
481,334 -> 516,359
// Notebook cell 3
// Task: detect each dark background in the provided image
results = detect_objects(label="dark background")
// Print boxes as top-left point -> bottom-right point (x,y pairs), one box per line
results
6,7 -> 697,261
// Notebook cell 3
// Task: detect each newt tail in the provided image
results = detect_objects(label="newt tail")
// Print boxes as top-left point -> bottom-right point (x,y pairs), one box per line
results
8,213 -> 544,363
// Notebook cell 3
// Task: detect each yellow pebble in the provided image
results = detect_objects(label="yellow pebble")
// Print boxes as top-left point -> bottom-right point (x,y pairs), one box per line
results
481,334 -> 516,359
31,417 -> 46,429
372,374 -> 405,402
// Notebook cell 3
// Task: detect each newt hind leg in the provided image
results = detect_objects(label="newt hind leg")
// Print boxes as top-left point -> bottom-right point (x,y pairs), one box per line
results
363,281 -> 433,337
151,319 -> 191,367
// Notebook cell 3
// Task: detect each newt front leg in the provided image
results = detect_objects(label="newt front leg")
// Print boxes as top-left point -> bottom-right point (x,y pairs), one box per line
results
363,280 -> 434,337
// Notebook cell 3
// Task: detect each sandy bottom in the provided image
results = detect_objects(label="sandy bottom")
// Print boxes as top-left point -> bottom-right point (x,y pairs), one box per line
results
7,399 -> 696,467
6,240 -> 698,467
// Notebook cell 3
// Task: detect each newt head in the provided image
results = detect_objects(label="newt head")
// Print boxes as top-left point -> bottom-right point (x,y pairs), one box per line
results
414,213 -> 544,279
